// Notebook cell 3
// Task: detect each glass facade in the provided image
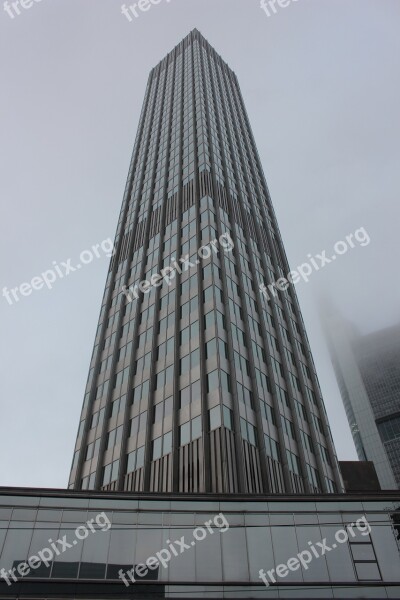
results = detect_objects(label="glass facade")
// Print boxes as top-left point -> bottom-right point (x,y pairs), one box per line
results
0,489 -> 399,598
69,29 -> 342,495
325,313 -> 400,489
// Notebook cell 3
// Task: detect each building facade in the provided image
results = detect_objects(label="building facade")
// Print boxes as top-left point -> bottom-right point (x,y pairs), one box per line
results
69,29 -> 342,495
0,488 -> 399,599
324,313 -> 400,490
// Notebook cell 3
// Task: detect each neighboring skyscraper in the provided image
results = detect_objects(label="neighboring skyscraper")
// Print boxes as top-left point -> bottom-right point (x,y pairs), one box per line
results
324,311 -> 400,489
69,29 -> 342,494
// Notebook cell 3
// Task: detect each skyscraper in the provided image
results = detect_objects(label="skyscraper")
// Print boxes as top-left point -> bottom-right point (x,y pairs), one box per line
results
324,311 -> 400,490
69,29 -> 342,495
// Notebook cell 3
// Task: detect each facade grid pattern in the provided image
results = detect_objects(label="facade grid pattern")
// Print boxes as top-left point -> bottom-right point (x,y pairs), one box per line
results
69,30 -> 341,495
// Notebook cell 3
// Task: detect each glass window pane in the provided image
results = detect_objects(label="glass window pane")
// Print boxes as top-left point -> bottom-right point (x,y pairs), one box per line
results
180,386 -> 191,408
223,406 -> 232,430
192,416 -> 202,440
164,396 -> 173,416
351,544 -> 376,561
134,528 -> 162,574
320,525 -> 356,582
246,526 -> 274,582
370,524 -> 400,580
52,524 -> 84,579
1,527 -> 33,572
192,380 -> 201,403
127,450 -> 136,473
28,525 -> 60,573
154,402 -> 163,423
136,446 -> 145,469
166,528 -> 195,582
221,527 -> 249,581
130,417 -> 138,437
163,431 -> 172,455
207,370 -> 218,393
296,525 -> 329,582
79,525 -> 110,580
107,526 -> 136,580
152,438 -> 162,461
209,406 -> 221,430
111,459 -> 119,482
180,422 -> 190,446
355,562 -> 381,581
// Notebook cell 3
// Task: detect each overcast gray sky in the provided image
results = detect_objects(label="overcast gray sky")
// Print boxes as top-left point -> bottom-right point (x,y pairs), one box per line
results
1,0 -> 399,488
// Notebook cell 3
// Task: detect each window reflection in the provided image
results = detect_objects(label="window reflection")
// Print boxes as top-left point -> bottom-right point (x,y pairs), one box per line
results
52,524 -> 84,579
1,526 -> 32,572
221,526 -> 249,581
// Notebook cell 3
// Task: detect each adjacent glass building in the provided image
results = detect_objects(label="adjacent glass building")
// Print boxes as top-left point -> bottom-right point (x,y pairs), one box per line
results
69,29 -> 342,495
324,312 -> 400,490
0,488 -> 399,598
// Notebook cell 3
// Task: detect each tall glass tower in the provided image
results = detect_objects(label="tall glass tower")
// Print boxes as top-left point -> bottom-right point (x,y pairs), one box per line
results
69,29 -> 342,494
324,310 -> 400,490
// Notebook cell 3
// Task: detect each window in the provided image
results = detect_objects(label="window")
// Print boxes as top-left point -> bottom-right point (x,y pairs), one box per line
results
102,459 -> 119,486
72,450 -> 79,470
286,450 -> 301,476
180,349 -> 200,375
277,386 -> 290,408
264,434 -> 280,461
350,539 -> 381,581
180,421 -> 191,446
179,386 -> 191,408
132,380 -> 150,405
203,286 -> 213,303
306,463 -> 321,490
179,417 -> 202,446
77,420 -> 85,438
205,338 -> 217,359
207,370 -> 219,394
319,443 -> 331,465
153,396 -> 173,423
204,311 -> 214,330
85,443 -> 94,461
91,412 -> 99,429
240,418 -> 257,446
152,437 -> 162,461
111,395 -> 126,419
139,411 -> 147,432
234,351 -> 250,377
136,446 -> 145,469
127,450 -> 137,473
295,400 -> 308,423
237,383 -> 253,408
377,414 -> 400,442
261,402 -> 276,426
209,406 -> 222,430
164,396 -> 173,416
325,477 -> 337,493
88,472 -> 96,490
220,370 -> 231,393
255,369 -> 271,397
152,432 -> 173,461
113,367 -> 129,389
163,431 -> 172,455
156,365 -> 174,389
179,380 -> 201,408
192,415 -> 202,439
130,416 -> 139,438
313,414 -> 324,435
354,563 -> 381,580
223,405 -> 233,430
106,426 -> 123,450
281,416 -> 296,440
